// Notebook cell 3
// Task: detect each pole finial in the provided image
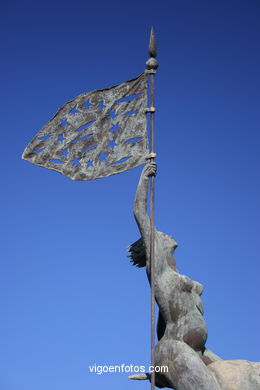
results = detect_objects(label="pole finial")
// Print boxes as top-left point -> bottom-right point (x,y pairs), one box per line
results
149,27 -> 157,58
146,27 -> 159,71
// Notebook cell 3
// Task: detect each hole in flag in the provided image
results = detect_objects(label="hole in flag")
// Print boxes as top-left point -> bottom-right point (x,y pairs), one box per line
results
76,121 -> 95,132
115,93 -> 142,103
83,100 -> 92,109
38,135 -> 53,140
60,148 -> 69,156
107,139 -> 117,149
69,106 -> 79,114
82,145 -> 97,153
99,152 -> 108,161
123,110 -> 139,116
49,159 -> 65,164
58,134 -> 66,142
98,100 -> 105,110
33,147 -> 45,154
87,160 -> 94,167
124,137 -> 143,144
108,110 -> 118,118
72,157 -> 81,166
111,156 -> 131,165
60,119 -> 69,128
111,122 -> 120,134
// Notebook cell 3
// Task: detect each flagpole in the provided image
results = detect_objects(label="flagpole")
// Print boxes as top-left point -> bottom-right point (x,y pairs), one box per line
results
146,27 -> 158,390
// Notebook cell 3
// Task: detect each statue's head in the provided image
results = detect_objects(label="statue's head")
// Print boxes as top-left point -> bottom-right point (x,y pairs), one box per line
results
128,233 -> 178,269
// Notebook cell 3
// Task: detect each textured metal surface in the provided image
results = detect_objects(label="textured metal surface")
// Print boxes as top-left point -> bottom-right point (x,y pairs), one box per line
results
148,27 -> 157,58
22,73 -> 148,180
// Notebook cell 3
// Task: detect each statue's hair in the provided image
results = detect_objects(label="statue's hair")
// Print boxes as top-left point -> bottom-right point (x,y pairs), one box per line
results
128,237 -> 147,268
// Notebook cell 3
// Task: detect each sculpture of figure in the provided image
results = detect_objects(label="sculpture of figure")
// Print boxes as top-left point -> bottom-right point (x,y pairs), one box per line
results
128,162 -> 260,390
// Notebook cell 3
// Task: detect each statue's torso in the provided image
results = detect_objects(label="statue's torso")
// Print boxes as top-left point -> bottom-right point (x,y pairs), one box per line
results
154,248 -> 208,351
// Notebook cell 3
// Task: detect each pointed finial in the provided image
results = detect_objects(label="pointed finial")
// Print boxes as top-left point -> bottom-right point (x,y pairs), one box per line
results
149,27 -> 157,58
146,27 -> 159,72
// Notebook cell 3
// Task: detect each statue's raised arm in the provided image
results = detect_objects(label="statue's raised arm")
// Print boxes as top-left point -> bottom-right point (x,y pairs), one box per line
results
133,162 -> 156,263
132,162 -> 177,275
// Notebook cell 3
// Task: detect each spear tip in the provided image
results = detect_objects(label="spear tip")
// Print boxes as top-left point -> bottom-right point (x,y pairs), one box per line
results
146,27 -> 158,70
149,27 -> 157,58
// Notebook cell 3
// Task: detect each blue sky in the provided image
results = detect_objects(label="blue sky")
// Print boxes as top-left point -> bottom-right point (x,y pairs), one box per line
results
1,1 -> 259,389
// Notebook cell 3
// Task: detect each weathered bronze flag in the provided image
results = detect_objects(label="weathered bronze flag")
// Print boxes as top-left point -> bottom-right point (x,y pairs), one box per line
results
22,73 -> 148,180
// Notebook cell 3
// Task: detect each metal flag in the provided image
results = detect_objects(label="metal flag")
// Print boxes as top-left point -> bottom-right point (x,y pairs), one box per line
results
22,73 -> 148,180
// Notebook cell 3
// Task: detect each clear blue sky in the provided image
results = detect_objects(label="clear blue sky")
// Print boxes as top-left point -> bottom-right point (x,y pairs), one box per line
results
1,1 -> 259,389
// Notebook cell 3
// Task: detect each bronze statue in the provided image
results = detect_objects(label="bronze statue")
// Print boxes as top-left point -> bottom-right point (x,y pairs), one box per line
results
129,162 -> 260,390
22,26 -> 259,389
